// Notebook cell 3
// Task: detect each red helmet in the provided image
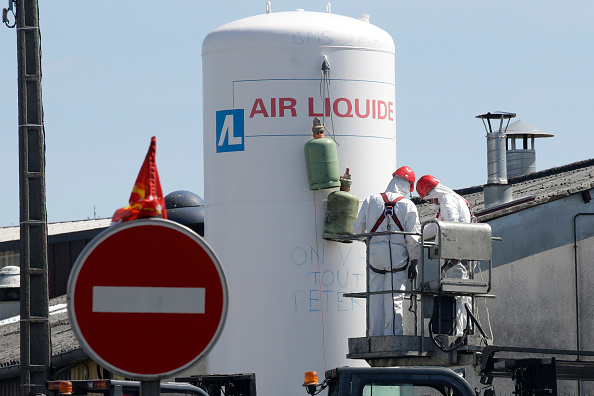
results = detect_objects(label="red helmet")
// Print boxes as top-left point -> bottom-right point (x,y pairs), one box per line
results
416,175 -> 440,198
392,166 -> 415,192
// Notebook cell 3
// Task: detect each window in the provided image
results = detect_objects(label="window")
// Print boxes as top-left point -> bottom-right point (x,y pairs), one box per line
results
363,384 -> 451,396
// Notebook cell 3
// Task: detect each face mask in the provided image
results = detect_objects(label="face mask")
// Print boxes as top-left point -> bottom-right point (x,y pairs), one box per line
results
428,203 -> 438,211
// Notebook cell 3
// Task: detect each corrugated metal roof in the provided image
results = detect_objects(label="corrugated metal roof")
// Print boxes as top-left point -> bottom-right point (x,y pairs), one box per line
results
0,296 -> 79,369
416,158 -> 594,222
0,218 -> 112,244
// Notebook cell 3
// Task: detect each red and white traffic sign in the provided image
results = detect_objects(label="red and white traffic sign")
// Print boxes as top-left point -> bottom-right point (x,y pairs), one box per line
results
67,218 -> 228,380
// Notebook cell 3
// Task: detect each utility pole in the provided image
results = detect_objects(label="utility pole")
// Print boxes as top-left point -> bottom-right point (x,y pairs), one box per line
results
4,0 -> 51,395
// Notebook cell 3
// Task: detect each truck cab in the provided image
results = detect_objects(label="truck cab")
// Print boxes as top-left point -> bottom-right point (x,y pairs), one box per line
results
306,367 -> 475,396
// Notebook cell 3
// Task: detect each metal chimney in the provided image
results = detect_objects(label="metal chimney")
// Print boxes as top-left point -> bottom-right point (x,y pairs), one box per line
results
505,119 -> 554,178
476,111 -> 516,209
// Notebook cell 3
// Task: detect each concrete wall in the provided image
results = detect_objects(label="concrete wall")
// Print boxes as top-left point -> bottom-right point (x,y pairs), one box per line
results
576,216 -> 594,356
490,242 -> 578,350
478,190 -> 594,394
487,192 -> 594,349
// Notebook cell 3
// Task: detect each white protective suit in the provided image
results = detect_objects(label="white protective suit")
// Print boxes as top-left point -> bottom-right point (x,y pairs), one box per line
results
353,176 -> 421,336
423,182 -> 473,336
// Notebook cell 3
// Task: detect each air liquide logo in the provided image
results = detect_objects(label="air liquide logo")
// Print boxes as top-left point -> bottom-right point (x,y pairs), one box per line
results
216,109 -> 245,153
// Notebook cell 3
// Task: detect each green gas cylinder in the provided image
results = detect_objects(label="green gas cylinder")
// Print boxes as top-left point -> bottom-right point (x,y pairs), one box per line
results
323,169 -> 359,242
304,117 -> 341,190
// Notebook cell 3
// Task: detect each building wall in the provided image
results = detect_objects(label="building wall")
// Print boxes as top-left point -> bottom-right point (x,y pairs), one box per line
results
490,192 -> 594,266
575,215 -> 594,356
490,241 -> 579,350
479,191 -> 594,394
1,237 -> 96,299
48,238 -> 93,298
0,250 -> 19,268
487,191 -> 594,349
481,236 -> 594,395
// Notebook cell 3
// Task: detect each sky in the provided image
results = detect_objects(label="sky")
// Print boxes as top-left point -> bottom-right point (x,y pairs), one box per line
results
1,0 -> 593,227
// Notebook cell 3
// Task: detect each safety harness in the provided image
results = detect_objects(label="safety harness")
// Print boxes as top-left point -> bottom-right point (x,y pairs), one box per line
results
369,193 -> 407,275
370,193 -> 404,233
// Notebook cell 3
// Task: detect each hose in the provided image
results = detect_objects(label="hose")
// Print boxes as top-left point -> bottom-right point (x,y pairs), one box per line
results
428,295 -> 470,353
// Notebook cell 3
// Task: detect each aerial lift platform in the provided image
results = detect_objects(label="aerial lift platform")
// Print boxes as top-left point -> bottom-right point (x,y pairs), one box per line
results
339,220 -> 495,367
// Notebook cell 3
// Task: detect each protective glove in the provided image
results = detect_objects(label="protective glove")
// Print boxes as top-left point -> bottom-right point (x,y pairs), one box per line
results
408,259 -> 418,280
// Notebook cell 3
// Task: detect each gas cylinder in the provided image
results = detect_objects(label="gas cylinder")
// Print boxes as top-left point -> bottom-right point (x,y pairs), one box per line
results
304,117 -> 341,190
323,169 -> 359,242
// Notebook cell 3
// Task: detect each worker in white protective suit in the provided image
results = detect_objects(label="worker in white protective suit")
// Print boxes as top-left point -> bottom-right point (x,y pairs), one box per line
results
416,175 -> 476,337
353,166 -> 421,336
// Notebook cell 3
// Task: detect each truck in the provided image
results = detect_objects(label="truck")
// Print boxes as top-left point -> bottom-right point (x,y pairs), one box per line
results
47,368 -> 474,396
304,366 -> 474,396
46,357 -> 594,396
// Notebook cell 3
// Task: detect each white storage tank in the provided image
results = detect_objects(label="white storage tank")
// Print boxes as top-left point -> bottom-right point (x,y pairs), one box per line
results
202,7 -> 396,396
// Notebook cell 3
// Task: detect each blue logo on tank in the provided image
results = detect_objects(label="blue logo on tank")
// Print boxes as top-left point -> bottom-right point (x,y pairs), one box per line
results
216,109 -> 245,153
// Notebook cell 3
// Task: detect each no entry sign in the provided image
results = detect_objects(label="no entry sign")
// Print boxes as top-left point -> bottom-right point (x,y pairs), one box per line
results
67,218 -> 228,380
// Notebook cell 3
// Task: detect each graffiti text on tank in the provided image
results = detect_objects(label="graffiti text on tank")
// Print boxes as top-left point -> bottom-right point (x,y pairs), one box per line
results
249,97 -> 394,121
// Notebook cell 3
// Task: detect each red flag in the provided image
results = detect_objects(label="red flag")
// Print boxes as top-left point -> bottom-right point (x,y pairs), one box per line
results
111,136 -> 167,224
